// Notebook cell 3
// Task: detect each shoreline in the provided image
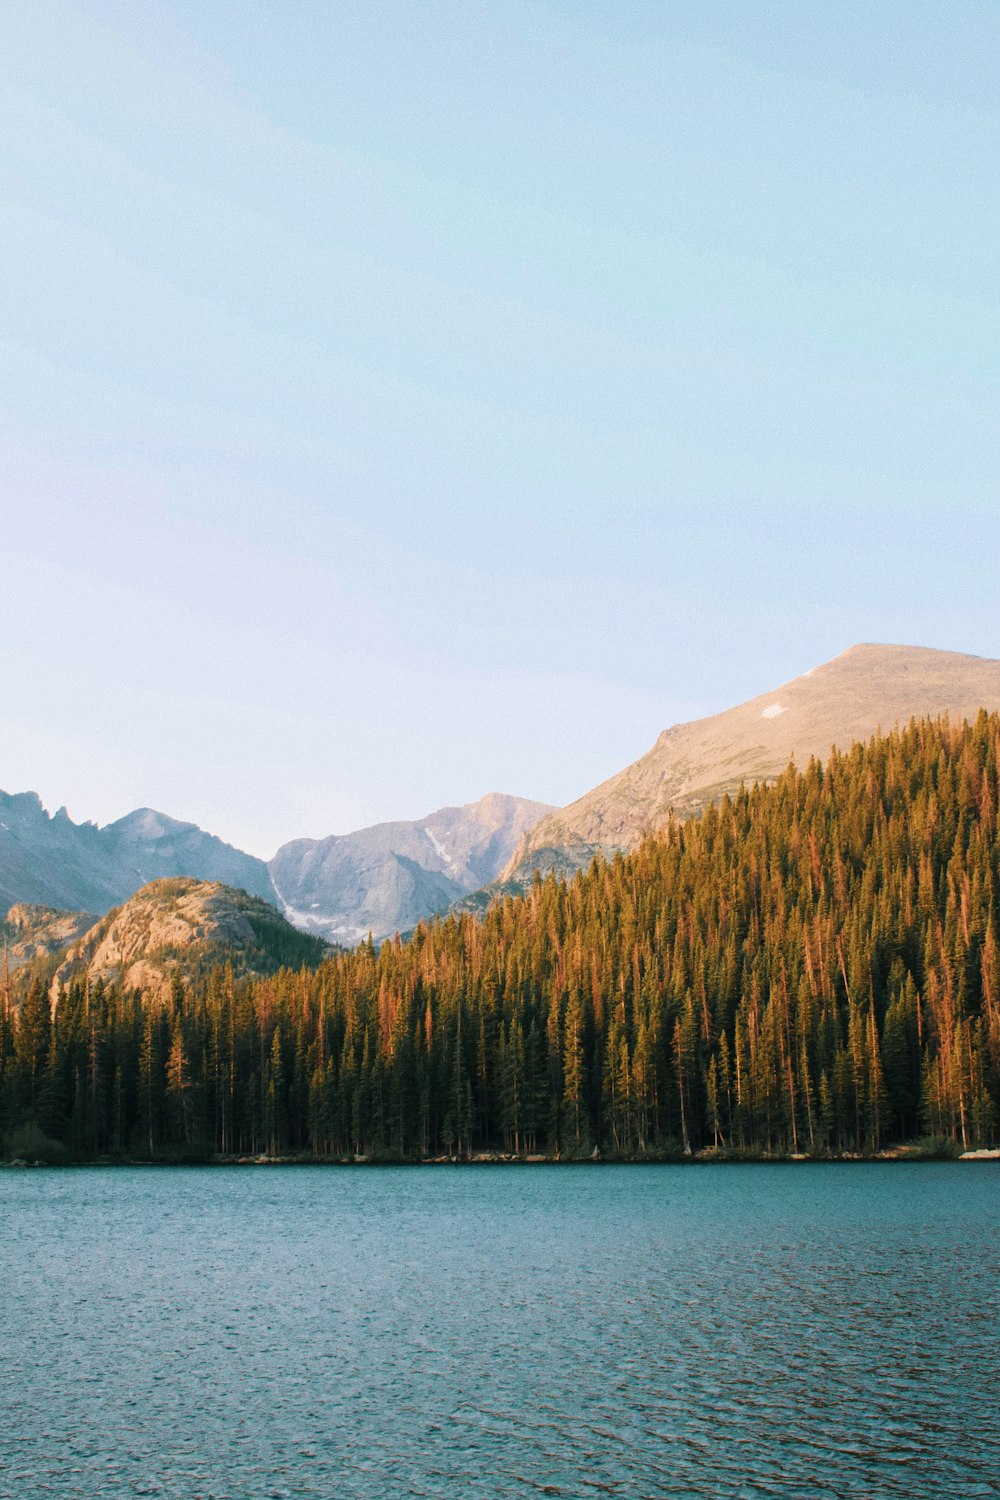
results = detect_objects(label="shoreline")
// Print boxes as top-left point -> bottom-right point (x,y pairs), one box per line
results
4,1146 -> 997,1169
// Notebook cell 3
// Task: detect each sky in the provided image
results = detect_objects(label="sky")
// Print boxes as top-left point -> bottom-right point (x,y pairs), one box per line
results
2,1 -> 998,857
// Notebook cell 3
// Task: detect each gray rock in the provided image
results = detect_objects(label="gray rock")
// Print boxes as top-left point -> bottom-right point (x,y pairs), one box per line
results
0,793 -> 274,917
268,792 -> 554,942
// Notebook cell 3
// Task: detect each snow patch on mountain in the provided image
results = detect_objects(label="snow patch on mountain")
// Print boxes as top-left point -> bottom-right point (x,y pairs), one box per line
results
423,826 -> 455,868
504,643 -> 1000,886
268,793 -> 554,943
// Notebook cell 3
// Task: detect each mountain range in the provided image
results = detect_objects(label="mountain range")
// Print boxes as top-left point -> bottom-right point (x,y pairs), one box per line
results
1,879 -> 329,1005
269,792 -> 552,942
0,786 -> 553,943
0,793 -> 273,914
4,643 -> 1000,944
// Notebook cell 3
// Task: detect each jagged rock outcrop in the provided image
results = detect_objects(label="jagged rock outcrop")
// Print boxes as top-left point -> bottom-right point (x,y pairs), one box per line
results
268,792 -> 554,941
1,903 -> 97,973
51,877 -> 328,1001
503,644 -> 1000,883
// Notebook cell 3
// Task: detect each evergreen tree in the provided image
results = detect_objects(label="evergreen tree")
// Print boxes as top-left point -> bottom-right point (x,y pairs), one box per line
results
5,713 -> 1000,1161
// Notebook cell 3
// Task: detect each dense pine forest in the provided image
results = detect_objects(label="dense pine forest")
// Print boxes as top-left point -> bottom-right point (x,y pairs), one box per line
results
3,714 -> 1000,1162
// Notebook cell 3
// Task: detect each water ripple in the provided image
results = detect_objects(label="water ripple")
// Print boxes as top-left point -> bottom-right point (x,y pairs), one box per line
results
0,1164 -> 998,1498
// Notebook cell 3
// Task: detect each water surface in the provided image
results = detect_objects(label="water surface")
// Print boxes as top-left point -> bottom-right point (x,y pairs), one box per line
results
1,1164 -> 998,1498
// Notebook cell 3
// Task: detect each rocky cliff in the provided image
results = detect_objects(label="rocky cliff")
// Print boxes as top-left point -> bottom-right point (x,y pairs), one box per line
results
269,792 -> 554,941
0,792 -> 273,916
1,903 -> 97,974
51,877 -> 329,1001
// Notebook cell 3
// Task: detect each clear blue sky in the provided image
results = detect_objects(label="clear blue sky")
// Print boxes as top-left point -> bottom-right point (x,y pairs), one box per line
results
2,1 -> 998,856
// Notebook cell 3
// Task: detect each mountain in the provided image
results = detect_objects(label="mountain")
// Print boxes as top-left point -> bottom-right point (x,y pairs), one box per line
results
5,642 -> 998,941
503,643 -> 1000,883
51,877 -> 329,1001
0,791 -> 274,916
0,786 -> 553,945
0,792 -> 122,914
11,714 -> 998,1162
268,792 -> 554,942
100,808 -> 275,900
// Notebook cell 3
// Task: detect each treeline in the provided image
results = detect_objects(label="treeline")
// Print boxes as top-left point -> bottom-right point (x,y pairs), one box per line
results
3,714 -> 1000,1161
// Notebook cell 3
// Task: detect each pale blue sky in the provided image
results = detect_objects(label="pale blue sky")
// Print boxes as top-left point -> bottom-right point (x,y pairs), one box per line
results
2,1 -> 998,855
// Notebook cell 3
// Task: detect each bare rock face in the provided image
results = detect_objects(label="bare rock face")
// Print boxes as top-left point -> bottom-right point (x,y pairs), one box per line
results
505,644 -> 1000,882
0,794 -> 274,917
268,792 -> 554,942
1,903 -> 97,972
0,785 -> 553,949
0,793 -> 117,914
51,877 -> 328,1001
100,809 -> 275,902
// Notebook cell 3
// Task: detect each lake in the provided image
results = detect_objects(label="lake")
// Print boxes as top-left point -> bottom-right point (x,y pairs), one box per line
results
1,1164 -> 998,1498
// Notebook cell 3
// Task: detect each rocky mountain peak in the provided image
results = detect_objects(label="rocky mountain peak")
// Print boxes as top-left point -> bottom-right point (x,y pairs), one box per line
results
503,643 -> 1000,884
0,792 -> 274,917
52,877 -> 328,1002
268,791 -> 554,942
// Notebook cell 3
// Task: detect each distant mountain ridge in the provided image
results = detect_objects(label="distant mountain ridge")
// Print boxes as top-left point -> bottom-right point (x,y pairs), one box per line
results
0,791 -> 273,916
7,642 -> 999,940
0,786 -> 554,945
503,643 -> 1000,883
269,792 -> 554,942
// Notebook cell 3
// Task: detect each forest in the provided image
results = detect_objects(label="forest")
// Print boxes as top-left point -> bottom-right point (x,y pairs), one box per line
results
3,713 -> 999,1162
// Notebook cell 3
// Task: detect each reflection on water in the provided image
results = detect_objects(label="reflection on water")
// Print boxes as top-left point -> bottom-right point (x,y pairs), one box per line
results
1,1164 -> 998,1498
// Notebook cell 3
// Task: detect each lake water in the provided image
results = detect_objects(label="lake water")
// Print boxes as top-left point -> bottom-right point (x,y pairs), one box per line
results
1,1164 -> 998,1499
